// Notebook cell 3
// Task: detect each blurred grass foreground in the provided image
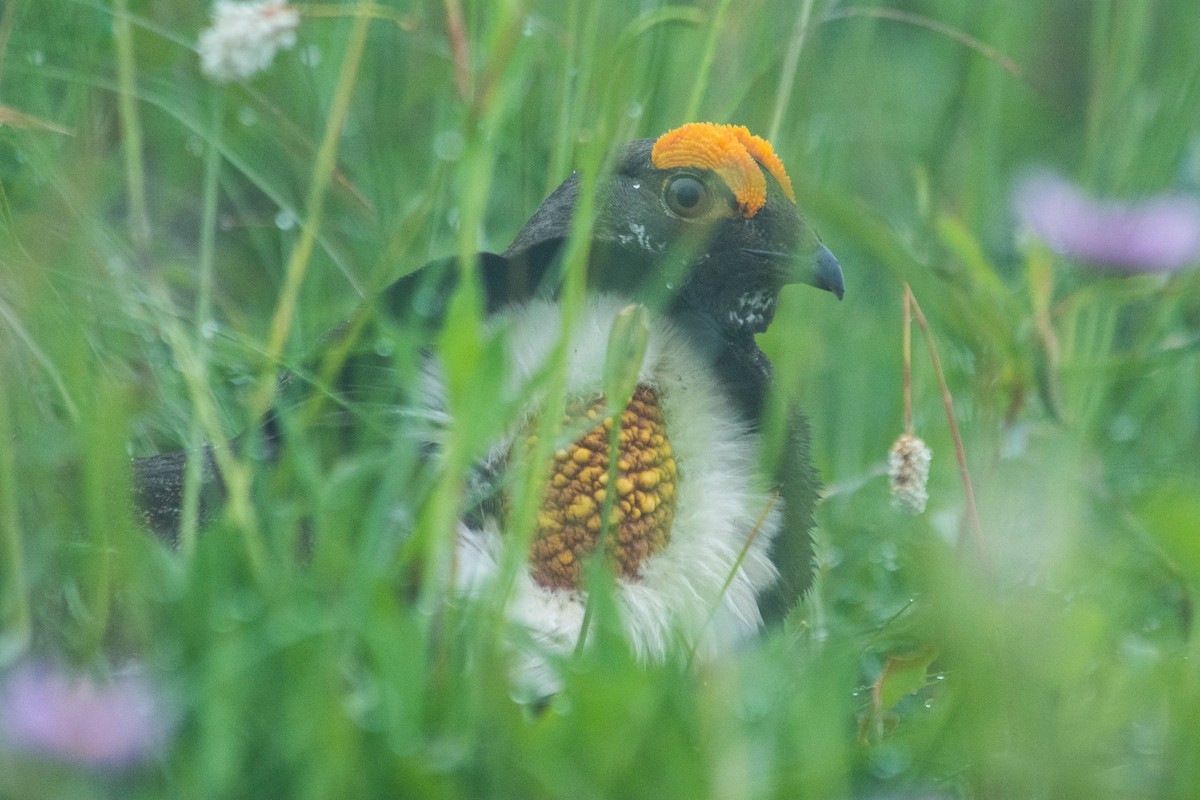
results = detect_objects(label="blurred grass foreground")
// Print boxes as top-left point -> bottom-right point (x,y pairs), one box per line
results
2,1 -> 1200,797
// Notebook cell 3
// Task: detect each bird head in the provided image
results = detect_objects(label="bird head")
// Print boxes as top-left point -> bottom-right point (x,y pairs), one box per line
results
503,122 -> 843,334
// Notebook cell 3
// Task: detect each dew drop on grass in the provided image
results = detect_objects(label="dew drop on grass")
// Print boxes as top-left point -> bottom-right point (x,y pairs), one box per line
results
299,44 -> 321,67
412,284 -> 438,317
388,505 -> 411,526
878,540 -> 899,571
1130,719 -> 1165,756
868,744 -> 911,779
434,130 -> 465,162
1109,413 -> 1138,442
201,320 -> 219,340
343,680 -> 379,725
374,337 -> 394,357
1120,634 -> 1162,667
819,546 -> 843,569
275,209 -> 296,230
1000,421 -> 1030,459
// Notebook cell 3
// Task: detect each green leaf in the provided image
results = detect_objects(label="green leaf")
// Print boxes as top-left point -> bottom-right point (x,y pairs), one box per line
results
602,303 -> 650,412
875,645 -> 939,712
1137,478 -> 1200,582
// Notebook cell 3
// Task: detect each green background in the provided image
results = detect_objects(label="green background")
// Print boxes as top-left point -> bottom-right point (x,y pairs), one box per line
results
2,0 -> 1199,797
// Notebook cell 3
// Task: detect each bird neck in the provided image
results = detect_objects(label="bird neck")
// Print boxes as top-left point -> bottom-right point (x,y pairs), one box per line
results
666,307 -> 772,426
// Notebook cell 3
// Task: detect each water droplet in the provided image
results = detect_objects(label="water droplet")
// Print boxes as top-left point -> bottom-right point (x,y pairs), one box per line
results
631,182 -> 641,190
388,504 -> 411,526
868,745 -> 910,779
275,209 -> 297,230
626,101 -> 643,119
522,16 -> 536,36
299,44 -> 321,67
1000,421 -> 1031,460
201,319 -> 219,340
374,338 -> 395,357
879,540 -> 900,571
434,130 -> 465,162
1109,414 -> 1138,442
238,106 -> 258,127
413,284 -> 438,317
28,50 -> 44,66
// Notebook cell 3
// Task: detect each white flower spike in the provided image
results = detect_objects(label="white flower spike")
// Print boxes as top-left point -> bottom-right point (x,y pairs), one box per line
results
889,432 -> 932,516
198,0 -> 299,82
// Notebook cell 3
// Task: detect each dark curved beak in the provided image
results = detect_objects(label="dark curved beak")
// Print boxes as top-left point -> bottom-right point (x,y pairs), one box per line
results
742,243 -> 845,300
811,243 -> 844,300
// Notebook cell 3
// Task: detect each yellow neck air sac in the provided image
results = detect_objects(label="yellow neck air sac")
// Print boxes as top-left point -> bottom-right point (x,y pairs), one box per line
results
527,385 -> 678,591
650,122 -> 796,218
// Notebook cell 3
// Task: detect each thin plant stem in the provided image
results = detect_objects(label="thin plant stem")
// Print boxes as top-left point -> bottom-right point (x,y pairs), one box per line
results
111,0 -> 151,259
904,284 -> 988,567
0,0 -> 18,90
574,406 -> 626,657
300,3 -> 417,31
823,6 -> 1025,83
573,584 -> 597,657
179,93 -> 225,558
0,299 -> 78,421
687,491 -> 779,667
684,0 -> 732,121
0,380 -> 30,653
470,0 -> 531,120
151,282 -> 268,577
548,0 -> 580,190
443,0 -> 472,102
252,0 -> 374,416
769,0 -> 816,143
902,285 -> 913,435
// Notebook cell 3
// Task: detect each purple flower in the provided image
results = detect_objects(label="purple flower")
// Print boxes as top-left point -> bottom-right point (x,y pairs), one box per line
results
1014,170 -> 1200,272
0,661 -> 170,768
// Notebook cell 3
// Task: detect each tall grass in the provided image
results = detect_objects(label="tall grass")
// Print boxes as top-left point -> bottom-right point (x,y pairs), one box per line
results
2,0 -> 1199,797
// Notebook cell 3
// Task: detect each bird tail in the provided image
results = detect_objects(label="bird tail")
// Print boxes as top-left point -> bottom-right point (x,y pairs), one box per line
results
131,407 -> 282,545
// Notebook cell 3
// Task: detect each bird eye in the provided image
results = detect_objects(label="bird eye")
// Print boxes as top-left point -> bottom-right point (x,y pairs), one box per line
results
663,174 -> 711,218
